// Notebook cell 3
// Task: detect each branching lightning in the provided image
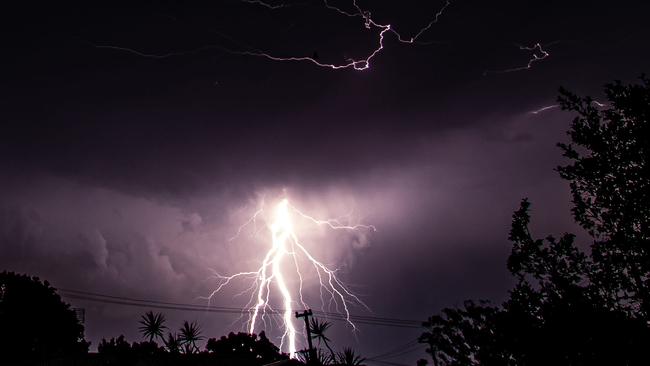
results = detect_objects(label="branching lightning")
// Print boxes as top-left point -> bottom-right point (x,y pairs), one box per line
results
528,104 -> 559,114
91,0 -> 452,72
209,198 -> 375,358
484,42 -> 550,76
528,99 -> 608,115
241,0 -> 289,10
237,0 -> 452,70
89,2 -> 576,77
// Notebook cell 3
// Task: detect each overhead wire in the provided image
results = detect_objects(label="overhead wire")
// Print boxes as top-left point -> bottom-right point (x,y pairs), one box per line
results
58,288 -> 423,329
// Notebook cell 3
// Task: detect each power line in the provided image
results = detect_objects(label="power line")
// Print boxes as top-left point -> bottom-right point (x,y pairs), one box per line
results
60,288 -> 421,325
58,288 -> 423,329
62,292 -> 420,329
367,339 -> 420,360
369,344 -> 424,361
60,288 -> 245,312
62,294 -> 247,315
60,288 -> 427,362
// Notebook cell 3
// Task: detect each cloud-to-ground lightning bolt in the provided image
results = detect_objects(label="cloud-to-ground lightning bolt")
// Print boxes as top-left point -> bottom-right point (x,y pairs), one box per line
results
92,0 -> 452,72
208,198 -> 375,358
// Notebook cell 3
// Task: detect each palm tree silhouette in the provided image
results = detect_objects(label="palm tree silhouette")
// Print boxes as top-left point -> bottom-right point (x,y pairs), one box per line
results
336,347 -> 366,366
179,320 -> 203,354
163,332 -> 181,354
310,318 -> 336,361
138,311 -> 167,343
297,347 -> 333,365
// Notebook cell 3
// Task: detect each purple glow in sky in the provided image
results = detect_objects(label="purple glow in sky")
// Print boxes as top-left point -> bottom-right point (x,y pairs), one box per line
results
2,0 -> 649,363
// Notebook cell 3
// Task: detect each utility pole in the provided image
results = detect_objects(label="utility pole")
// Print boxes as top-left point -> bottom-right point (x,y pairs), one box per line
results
296,309 -> 316,364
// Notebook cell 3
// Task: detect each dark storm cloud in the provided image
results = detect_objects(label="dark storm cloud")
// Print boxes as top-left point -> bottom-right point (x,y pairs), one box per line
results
0,107 -> 581,356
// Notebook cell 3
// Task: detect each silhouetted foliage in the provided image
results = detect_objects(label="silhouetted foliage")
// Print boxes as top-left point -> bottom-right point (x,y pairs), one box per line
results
163,331 -> 181,354
138,311 -> 167,342
419,300 -> 504,366
98,335 -> 132,357
94,330 -> 289,366
335,347 -> 366,366
292,317 -> 366,366
310,318 -> 336,361
97,335 -> 169,366
178,320 -> 203,354
297,347 -> 332,366
205,331 -> 286,364
130,339 -> 168,357
558,76 -> 650,317
0,271 -> 89,361
419,77 -> 650,365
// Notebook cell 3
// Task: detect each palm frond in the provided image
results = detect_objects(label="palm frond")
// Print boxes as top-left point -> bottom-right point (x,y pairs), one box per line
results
138,311 -> 167,342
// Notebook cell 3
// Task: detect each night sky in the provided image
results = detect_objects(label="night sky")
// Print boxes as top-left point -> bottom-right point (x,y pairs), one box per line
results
2,0 -> 650,364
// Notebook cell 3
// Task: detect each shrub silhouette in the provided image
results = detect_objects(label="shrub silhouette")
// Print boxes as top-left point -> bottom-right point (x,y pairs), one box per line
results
206,331 -> 285,364
0,271 -> 89,361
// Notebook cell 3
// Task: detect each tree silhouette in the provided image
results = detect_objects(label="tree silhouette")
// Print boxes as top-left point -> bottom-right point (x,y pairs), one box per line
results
98,335 -> 132,357
557,76 -> 650,317
419,300 -> 503,366
138,311 -> 167,343
98,334 -> 166,365
297,347 -> 333,366
206,331 -> 285,364
310,318 -> 336,361
0,271 -> 89,361
419,77 -> 650,365
163,331 -> 181,354
335,347 -> 366,366
178,320 -> 203,354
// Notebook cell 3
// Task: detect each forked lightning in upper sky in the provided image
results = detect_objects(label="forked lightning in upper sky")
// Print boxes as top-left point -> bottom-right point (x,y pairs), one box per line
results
92,0 -> 558,75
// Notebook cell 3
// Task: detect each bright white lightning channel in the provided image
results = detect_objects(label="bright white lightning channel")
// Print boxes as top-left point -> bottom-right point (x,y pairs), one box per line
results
210,198 -> 375,358
92,0 -> 452,72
